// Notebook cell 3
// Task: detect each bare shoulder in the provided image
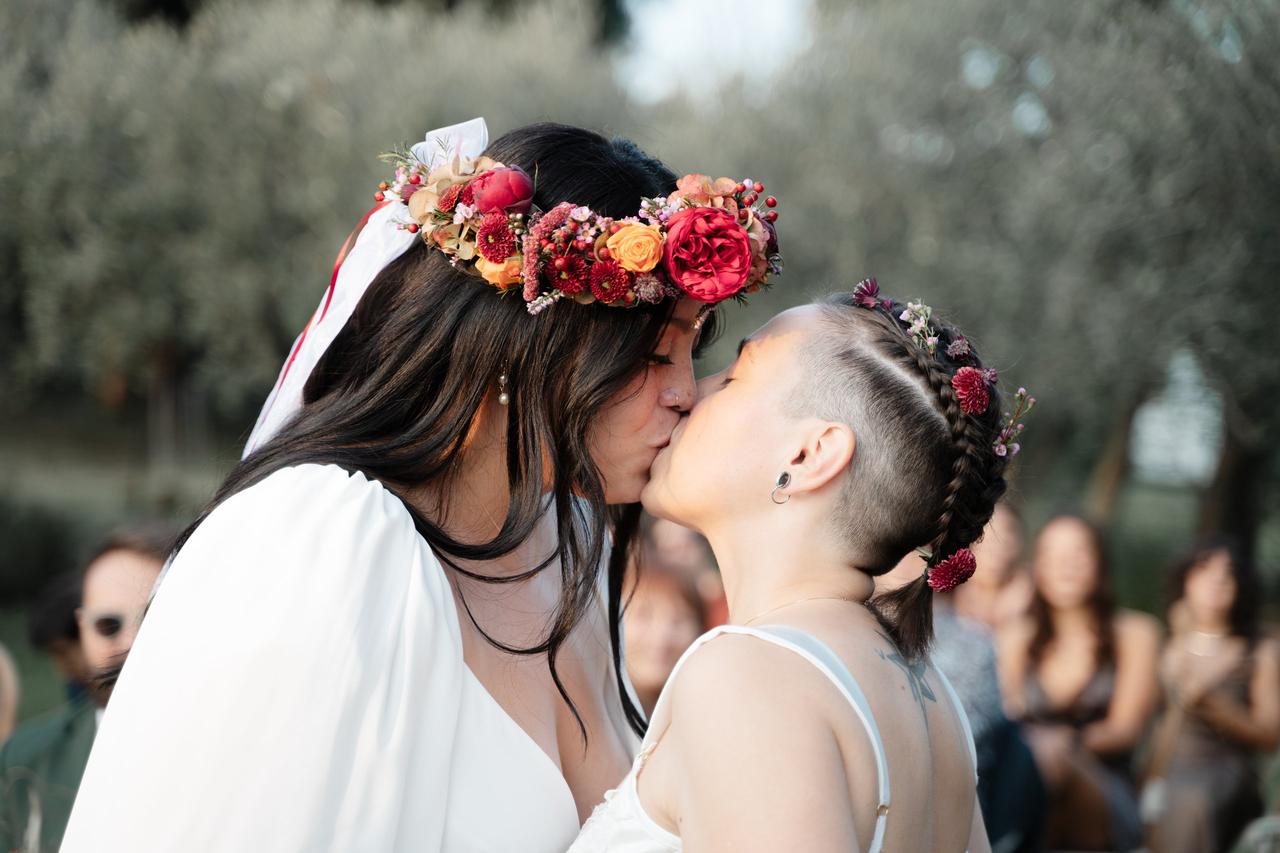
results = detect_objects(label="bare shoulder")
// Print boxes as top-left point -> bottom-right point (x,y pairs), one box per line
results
996,615 -> 1035,660
669,632 -> 818,717
1254,636 -> 1280,667
663,631 -> 840,756
1115,609 -> 1162,645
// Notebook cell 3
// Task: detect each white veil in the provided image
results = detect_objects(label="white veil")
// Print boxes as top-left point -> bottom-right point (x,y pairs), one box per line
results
242,117 -> 490,458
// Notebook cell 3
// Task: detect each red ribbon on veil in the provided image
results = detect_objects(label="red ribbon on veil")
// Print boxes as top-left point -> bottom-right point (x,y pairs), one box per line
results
274,200 -> 390,392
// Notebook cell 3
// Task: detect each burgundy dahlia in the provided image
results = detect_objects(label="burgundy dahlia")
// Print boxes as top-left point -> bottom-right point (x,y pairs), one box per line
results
476,212 -> 517,263
590,260 -> 632,303
951,366 -> 991,415
551,254 -> 588,295
437,183 -> 464,213
927,548 -> 977,592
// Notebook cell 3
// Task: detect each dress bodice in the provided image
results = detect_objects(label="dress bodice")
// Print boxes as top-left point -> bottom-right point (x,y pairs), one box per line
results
61,464 -> 588,852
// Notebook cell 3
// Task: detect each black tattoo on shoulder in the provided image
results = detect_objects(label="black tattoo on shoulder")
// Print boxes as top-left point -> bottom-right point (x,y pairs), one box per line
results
875,633 -> 937,705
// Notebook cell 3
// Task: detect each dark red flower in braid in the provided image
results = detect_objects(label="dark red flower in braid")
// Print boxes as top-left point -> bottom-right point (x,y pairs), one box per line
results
951,366 -> 992,415
853,277 -> 881,309
927,548 -> 977,592
437,183 -> 464,213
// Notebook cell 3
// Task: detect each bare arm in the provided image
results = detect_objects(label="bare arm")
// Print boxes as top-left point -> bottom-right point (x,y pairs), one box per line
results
665,636 -> 862,853
995,619 -> 1033,718
967,797 -> 992,853
1189,638 -> 1280,751
1082,612 -> 1161,756
0,645 -> 18,743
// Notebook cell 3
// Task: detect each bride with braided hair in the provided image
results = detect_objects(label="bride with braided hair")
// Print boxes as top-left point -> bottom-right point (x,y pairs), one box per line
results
61,119 -> 784,852
572,280 -> 1032,852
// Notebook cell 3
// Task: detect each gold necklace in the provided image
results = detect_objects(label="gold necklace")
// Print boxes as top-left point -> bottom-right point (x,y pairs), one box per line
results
743,595 -> 862,626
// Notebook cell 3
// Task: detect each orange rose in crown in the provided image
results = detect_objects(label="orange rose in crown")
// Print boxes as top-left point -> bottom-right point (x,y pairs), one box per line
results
662,207 -> 753,302
605,224 -> 664,273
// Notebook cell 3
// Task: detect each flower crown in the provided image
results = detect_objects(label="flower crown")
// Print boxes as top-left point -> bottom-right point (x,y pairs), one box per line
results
854,277 -> 1037,593
376,148 -> 783,315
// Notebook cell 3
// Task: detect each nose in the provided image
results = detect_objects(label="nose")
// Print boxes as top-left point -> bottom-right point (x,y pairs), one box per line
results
659,363 -> 697,413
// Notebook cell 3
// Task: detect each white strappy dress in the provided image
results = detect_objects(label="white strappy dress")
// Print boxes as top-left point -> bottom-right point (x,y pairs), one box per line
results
568,624 -> 978,853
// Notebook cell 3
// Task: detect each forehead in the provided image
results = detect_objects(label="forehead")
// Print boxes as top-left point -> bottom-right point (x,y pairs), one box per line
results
82,549 -> 163,607
740,304 -> 824,363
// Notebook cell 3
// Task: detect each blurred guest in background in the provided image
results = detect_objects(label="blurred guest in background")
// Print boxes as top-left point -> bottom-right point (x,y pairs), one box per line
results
0,645 -> 16,744
647,518 -> 727,628
999,514 -> 1160,852
955,503 -> 1033,632
881,543 -> 1046,853
623,563 -> 706,716
25,573 -> 91,705
1143,538 -> 1279,853
0,525 -> 169,853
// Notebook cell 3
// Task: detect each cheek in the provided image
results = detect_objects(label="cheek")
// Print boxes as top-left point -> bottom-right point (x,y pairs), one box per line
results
591,374 -> 660,459
667,395 -> 772,505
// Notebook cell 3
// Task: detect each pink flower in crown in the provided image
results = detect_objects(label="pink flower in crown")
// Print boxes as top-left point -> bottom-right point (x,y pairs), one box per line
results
667,174 -> 740,212
927,548 -> 977,592
521,234 -> 543,301
663,207 -> 752,303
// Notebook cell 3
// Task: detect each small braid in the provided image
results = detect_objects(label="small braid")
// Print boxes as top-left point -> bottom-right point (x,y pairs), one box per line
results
863,298 -> 1009,659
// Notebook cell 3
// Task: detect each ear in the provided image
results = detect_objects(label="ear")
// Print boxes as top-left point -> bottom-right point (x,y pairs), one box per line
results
784,419 -> 855,497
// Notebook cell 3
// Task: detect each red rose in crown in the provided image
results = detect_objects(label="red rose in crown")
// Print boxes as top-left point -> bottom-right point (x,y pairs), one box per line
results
470,167 -> 534,214
663,207 -> 753,303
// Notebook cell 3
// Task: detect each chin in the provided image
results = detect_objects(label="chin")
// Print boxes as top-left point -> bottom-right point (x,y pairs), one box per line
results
639,479 -> 686,527
604,473 -> 647,505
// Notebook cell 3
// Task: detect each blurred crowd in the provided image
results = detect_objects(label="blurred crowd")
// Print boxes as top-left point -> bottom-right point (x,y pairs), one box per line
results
2,512 -> 1276,852
624,510 -> 1280,853
0,526 -> 172,852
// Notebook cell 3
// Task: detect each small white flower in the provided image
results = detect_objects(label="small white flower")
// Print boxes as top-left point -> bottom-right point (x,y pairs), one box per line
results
453,203 -> 477,224
570,206 -> 592,222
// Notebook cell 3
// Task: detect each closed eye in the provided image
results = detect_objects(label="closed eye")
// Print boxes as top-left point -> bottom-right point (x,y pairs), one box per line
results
647,353 -> 674,366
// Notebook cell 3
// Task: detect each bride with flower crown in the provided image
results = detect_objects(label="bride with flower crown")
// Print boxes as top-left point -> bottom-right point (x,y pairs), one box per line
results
60,118 -> 782,852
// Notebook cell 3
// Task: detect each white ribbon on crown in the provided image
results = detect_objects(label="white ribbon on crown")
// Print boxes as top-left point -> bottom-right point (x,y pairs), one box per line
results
243,117 -> 490,458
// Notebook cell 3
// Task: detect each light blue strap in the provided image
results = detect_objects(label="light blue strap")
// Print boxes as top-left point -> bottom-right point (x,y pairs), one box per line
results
743,625 -> 892,853
931,665 -> 980,784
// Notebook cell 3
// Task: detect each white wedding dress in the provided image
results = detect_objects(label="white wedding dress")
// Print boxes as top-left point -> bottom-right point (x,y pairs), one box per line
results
60,463 -> 595,853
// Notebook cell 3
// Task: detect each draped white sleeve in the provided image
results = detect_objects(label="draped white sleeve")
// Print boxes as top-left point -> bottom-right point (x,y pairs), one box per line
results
59,464 -> 470,852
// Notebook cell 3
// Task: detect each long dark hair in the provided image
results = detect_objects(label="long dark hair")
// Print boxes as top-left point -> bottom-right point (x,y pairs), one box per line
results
177,123 -> 712,738
1167,535 -> 1258,642
1028,514 -> 1117,668
801,293 -> 1010,660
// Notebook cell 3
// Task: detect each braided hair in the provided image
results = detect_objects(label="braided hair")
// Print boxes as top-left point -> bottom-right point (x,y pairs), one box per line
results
797,291 -> 1011,660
